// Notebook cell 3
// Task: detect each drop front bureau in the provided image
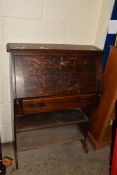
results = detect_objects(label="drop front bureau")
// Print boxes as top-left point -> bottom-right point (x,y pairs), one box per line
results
7,43 -> 103,168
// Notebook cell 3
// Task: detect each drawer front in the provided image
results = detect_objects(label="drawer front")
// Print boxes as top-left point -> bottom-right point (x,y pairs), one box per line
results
14,51 -> 102,98
22,94 -> 96,114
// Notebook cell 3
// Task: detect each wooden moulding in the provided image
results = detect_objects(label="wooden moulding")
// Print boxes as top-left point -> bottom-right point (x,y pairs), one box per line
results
88,130 -> 111,149
88,46 -> 117,149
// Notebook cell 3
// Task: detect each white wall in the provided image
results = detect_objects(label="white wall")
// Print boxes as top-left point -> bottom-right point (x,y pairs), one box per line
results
0,0 -> 114,142
94,0 -> 115,48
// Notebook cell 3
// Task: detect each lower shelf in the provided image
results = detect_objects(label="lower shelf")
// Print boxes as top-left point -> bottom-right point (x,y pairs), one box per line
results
16,109 -> 89,133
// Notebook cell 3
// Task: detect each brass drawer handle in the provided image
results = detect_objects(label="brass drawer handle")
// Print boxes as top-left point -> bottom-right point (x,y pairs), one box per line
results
28,102 -> 44,108
60,60 -> 70,66
79,99 -> 87,104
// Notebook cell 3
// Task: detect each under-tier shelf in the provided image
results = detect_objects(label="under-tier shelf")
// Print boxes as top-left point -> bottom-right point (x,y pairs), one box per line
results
16,109 -> 89,133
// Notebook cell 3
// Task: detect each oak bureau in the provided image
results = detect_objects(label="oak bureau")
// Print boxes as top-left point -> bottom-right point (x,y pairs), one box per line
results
7,43 -> 103,168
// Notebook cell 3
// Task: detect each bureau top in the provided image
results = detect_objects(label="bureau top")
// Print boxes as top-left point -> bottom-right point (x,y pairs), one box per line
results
7,43 -> 101,52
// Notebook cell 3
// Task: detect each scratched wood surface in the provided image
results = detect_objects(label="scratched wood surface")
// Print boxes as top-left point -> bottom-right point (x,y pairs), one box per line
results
14,53 -> 100,98
7,43 -> 102,99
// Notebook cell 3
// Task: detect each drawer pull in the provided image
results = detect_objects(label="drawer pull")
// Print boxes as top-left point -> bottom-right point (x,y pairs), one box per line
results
79,99 -> 87,104
60,60 -> 70,66
28,102 -> 44,108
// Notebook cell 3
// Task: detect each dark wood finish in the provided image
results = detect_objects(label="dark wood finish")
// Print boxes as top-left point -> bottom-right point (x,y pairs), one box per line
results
7,43 -> 101,51
22,94 -> 96,114
16,109 -> 89,133
7,44 -> 102,99
7,43 -> 103,168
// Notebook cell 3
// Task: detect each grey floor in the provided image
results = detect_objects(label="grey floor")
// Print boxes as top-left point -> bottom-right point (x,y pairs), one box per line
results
2,125 -> 110,175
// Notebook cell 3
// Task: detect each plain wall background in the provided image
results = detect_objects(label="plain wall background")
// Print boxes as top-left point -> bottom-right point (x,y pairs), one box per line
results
0,0 -> 115,142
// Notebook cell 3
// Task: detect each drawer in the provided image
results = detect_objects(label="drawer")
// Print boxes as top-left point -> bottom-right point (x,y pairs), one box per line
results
22,94 -> 96,114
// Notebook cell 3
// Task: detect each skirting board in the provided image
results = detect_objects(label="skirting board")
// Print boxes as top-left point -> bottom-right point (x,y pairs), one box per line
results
88,132 -> 111,150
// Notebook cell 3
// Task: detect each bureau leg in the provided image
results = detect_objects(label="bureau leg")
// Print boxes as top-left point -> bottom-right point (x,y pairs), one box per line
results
13,129 -> 18,169
80,137 -> 88,153
13,101 -> 19,169
77,122 -> 89,153
13,140 -> 18,169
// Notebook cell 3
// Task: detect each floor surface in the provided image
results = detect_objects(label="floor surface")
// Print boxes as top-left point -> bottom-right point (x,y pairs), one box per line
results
2,125 -> 110,175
